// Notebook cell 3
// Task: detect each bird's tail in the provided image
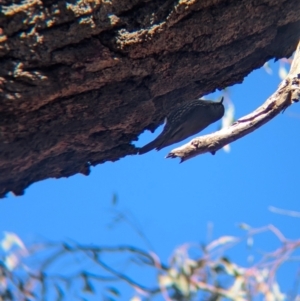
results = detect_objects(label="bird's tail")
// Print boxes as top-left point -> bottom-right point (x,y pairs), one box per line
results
138,138 -> 159,155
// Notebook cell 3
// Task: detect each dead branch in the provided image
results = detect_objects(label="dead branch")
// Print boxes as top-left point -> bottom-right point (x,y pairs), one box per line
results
166,41 -> 300,163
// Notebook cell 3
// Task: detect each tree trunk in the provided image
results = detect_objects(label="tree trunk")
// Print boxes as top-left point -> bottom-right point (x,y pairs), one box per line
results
0,0 -> 299,197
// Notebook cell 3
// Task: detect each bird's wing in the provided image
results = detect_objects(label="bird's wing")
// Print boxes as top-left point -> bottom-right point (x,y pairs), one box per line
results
156,124 -> 186,150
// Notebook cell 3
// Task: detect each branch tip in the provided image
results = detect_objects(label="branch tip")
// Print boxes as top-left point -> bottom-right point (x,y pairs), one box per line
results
166,39 -> 300,162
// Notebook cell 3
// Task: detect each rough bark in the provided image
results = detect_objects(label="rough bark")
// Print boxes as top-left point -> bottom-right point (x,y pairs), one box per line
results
0,0 -> 299,197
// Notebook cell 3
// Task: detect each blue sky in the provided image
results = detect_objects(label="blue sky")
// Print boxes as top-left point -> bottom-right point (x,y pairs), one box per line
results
1,60 -> 300,300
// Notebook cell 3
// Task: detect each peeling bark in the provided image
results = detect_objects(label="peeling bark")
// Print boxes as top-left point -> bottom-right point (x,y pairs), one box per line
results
0,0 -> 300,197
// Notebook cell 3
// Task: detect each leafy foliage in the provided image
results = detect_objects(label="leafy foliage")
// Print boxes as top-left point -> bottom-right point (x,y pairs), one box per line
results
1,217 -> 300,301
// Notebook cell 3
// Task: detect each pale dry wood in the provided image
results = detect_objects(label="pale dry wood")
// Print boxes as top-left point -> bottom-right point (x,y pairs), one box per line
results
166,41 -> 300,162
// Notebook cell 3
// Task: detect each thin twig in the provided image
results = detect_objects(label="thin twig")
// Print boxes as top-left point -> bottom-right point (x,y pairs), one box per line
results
269,206 -> 300,218
91,252 -> 160,294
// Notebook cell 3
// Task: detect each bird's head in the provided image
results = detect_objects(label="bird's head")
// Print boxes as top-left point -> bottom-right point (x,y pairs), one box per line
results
209,97 -> 225,121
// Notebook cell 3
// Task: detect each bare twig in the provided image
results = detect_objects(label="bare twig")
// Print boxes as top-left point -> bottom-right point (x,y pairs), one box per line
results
269,206 -> 300,218
246,224 -> 287,243
167,41 -> 300,162
193,280 -> 247,301
91,252 -> 160,294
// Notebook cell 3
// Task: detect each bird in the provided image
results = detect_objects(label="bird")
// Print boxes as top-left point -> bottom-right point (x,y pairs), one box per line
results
138,97 -> 224,154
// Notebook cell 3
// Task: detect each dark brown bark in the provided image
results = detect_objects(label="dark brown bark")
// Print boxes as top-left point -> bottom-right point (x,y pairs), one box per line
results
0,0 -> 299,197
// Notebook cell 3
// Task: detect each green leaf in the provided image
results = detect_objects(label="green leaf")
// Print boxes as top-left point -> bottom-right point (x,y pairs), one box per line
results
238,223 -> 251,230
174,274 -> 190,297
263,62 -> 273,75
206,236 -> 238,251
158,274 -> 173,287
220,257 -> 242,277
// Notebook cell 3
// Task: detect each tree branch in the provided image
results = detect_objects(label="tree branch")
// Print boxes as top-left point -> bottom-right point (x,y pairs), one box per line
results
166,41 -> 300,163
